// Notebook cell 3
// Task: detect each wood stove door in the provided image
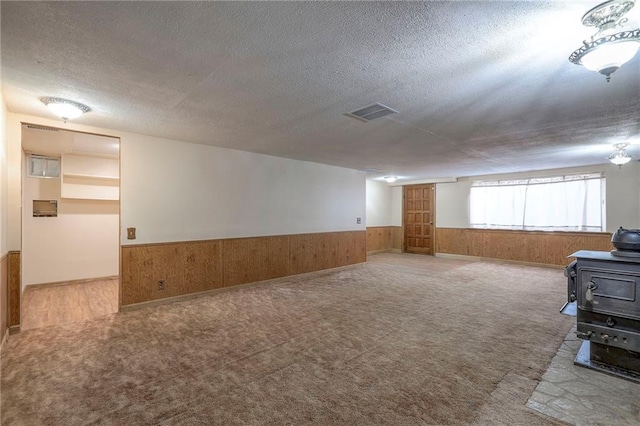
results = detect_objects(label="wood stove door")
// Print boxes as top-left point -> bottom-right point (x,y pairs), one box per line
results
578,267 -> 640,319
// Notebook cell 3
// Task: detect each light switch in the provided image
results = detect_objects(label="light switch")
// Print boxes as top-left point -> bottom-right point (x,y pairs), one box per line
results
357,217 -> 362,224
127,227 -> 136,240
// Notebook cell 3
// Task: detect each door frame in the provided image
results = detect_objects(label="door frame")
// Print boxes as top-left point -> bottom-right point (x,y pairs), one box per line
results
18,122 -> 122,328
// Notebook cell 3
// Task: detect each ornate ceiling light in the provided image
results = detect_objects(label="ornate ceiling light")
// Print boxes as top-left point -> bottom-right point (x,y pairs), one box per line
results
41,97 -> 91,121
569,0 -> 640,82
608,143 -> 632,166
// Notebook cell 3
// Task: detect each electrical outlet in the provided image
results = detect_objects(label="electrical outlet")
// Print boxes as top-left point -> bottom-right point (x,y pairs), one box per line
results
346,254 -> 350,261
127,227 -> 136,239
356,217 -> 361,224
158,280 -> 165,290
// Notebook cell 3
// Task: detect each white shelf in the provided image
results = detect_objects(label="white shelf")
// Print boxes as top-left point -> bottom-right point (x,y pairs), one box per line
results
63,172 -> 119,181
61,154 -> 120,201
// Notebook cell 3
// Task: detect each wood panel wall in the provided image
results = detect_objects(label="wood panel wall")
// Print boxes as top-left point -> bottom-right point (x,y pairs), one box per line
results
8,251 -> 21,329
366,227 -> 393,253
366,226 -> 403,253
436,228 -> 613,266
392,226 -> 403,251
1,254 -> 8,343
121,231 -> 366,306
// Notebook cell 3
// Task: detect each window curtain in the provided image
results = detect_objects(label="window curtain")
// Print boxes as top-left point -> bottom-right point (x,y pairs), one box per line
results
469,174 -> 603,231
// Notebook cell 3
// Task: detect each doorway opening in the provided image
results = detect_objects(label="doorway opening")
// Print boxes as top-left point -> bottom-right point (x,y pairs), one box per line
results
20,124 -> 120,330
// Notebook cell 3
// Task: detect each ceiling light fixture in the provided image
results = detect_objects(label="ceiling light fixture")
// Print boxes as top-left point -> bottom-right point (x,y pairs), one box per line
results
383,176 -> 398,183
609,143 -> 632,166
569,0 -> 640,82
41,97 -> 91,121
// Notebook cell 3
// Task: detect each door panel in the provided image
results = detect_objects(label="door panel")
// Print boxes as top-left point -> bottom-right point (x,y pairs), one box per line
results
404,184 -> 435,255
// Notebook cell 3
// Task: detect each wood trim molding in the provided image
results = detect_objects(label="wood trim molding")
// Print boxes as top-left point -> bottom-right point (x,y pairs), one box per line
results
121,230 -> 366,306
435,228 -> 612,266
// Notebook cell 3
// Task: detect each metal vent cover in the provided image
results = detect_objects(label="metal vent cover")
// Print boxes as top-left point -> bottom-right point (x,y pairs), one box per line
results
345,103 -> 398,122
26,124 -> 59,132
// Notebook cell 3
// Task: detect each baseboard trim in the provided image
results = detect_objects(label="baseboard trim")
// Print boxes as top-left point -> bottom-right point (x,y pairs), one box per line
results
367,249 -> 391,255
121,263 -> 364,312
24,275 -> 119,291
367,248 -> 403,255
8,325 -> 20,335
435,253 -> 564,269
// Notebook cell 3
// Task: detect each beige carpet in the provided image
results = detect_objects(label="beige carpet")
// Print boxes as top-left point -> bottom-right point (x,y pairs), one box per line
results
1,253 -> 573,425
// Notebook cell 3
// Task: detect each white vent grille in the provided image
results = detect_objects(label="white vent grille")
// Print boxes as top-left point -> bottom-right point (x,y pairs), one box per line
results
26,124 -> 59,132
346,103 -> 398,122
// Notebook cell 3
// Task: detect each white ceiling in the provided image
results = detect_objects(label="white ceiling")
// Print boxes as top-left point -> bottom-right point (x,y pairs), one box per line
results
2,1 -> 639,181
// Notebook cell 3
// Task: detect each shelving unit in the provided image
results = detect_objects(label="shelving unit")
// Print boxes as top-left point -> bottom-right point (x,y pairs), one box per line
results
61,154 -> 119,201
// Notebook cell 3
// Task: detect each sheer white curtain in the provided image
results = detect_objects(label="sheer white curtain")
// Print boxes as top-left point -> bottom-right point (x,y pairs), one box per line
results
470,174 -> 604,231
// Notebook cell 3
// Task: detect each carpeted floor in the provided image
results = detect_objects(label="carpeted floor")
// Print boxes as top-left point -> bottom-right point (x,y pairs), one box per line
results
1,253 -> 573,425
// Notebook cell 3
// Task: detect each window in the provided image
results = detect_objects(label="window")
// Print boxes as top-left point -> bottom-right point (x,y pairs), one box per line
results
469,173 -> 604,231
28,155 -> 60,178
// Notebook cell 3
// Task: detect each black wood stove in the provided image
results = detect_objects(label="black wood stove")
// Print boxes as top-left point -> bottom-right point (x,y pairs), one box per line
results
562,229 -> 640,382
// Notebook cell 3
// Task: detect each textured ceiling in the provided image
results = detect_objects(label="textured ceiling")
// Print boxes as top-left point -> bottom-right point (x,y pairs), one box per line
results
2,1 -> 639,181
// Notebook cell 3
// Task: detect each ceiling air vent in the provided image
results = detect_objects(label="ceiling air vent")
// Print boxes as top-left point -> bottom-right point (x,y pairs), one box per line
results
345,103 -> 398,122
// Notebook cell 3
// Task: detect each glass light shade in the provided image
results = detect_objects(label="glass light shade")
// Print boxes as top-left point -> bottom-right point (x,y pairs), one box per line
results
580,39 -> 640,72
383,176 -> 398,183
609,151 -> 632,165
41,97 -> 90,121
46,102 -> 85,120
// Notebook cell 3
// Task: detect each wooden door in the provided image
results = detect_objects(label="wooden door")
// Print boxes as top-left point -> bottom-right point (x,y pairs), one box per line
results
404,184 -> 435,255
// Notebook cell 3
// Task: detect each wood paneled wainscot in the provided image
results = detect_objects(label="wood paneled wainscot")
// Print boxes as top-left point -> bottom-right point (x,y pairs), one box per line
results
366,227 -> 392,254
8,251 -> 21,330
366,226 -> 403,254
121,231 -> 366,307
436,228 -> 613,266
1,253 -> 8,343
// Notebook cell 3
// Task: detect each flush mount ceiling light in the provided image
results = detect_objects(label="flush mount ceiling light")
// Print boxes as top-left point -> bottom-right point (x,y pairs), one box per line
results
383,176 -> 398,183
608,143 -> 632,166
569,0 -> 640,82
41,97 -> 91,121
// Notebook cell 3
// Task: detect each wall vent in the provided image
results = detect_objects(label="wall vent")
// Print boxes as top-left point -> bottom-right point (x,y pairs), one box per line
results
345,103 -> 398,122
26,124 -> 60,132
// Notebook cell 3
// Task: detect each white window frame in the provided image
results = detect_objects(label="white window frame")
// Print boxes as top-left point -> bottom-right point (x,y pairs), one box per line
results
28,154 -> 60,179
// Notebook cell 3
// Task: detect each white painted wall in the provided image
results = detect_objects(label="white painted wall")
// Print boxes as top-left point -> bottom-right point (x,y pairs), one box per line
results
7,113 -> 366,253
7,114 -> 23,252
365,180 -> 392,226
434,163 -> 640,232
122,134 -> 365,243
22,155 -> 120,286
391,186 -> 403,226
434,180 -> 472,228
0,94 -> 7,255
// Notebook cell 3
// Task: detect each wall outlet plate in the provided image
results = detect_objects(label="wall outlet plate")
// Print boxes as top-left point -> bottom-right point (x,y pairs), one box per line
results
158,280 -> 165,290
127,227 -> 136,239
357,217 -> 362,224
